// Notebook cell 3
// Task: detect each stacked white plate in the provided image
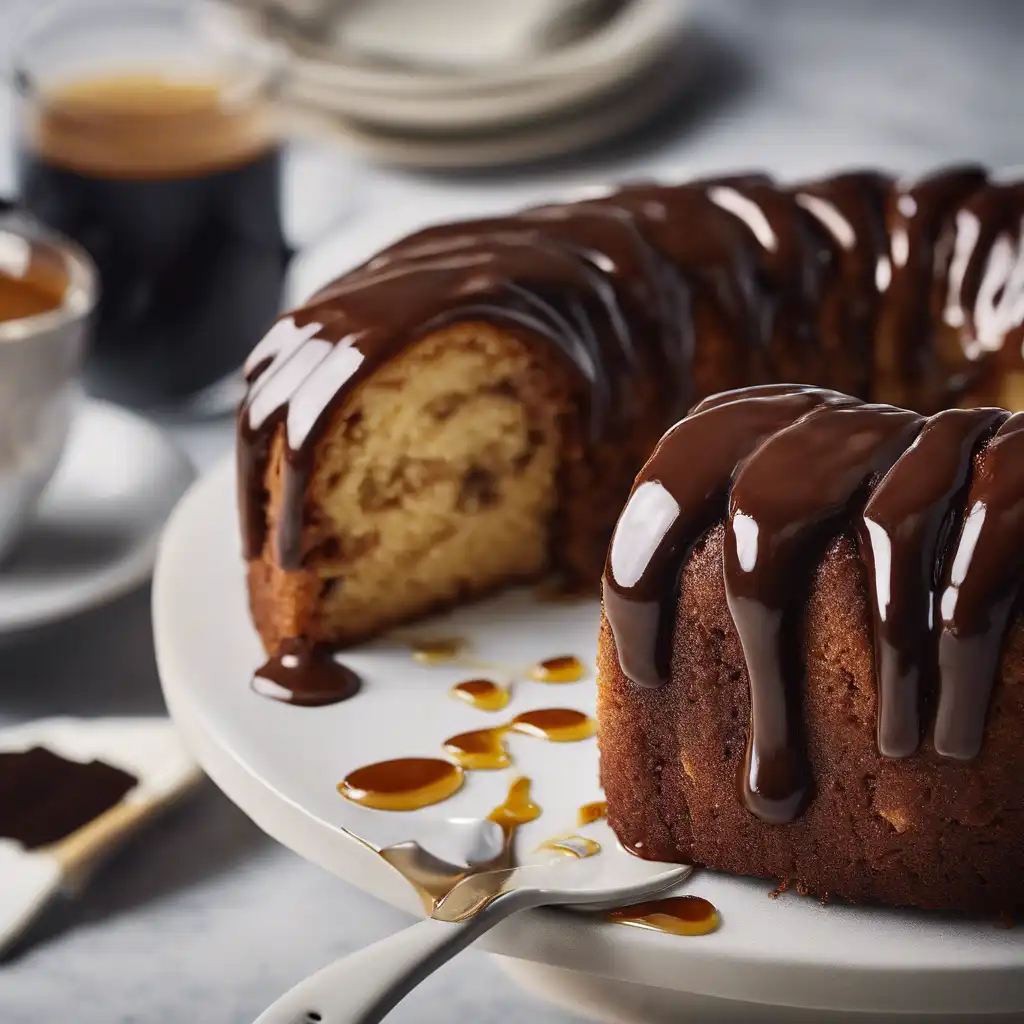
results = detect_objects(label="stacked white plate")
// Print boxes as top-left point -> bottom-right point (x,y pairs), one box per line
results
202,0 -> 696,168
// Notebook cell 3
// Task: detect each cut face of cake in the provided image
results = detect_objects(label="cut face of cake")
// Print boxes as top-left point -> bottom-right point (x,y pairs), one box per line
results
599,385 -> 1023,913
239,166 -> 1024,656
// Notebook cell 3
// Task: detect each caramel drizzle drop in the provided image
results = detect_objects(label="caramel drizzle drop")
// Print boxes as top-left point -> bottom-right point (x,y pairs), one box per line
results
444,708 -> 597,771
337,757 -> 464,811
488,776 -> 541,839
608,895 -> 720,937
577,799 -> 608,826
537,835 -> 601,859
450,678 -> 510,712
529,655 -> 586,683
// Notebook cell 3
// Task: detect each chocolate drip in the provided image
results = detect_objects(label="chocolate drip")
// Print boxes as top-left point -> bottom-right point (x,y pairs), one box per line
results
879,165 -> 987,405
724,401 -> 924,823
857,408 -> 1008,758
240,236 -> 634,565
707,180 -> 838,382
794,172 -> 891,400
365,202 -> 695,417
944,181 -> 1024,366
603,385 -> 836,688
252,638 -> 362,706
0,746 -> 137,850
592,183 -> 772,370
935,413 -> 1024,759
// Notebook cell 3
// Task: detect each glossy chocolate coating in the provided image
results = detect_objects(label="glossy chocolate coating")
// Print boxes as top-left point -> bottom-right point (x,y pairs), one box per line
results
935,413 -> 1024,759
251,638 -> 362,706
857,408 -> 1007,757
604,385 -> 836,689
607,387 -> 1022,825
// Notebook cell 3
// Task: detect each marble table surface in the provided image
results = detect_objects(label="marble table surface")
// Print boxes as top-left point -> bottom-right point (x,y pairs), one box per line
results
2,1 -> 1023,1021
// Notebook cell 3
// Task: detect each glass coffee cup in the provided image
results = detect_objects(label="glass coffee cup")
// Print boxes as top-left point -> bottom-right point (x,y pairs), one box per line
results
10,0 -> 349,411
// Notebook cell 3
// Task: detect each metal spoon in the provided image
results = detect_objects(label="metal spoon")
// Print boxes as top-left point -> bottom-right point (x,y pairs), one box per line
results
253,820 -> 690,1024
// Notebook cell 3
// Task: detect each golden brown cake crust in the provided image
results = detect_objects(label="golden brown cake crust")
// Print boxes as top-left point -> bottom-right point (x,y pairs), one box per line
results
598,523 -> 1024,914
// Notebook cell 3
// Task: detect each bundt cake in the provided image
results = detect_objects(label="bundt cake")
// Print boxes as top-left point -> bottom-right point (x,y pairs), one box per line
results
239,165 -> 1024,654
238,166 -> 1024,912
598,384 -> 1023,913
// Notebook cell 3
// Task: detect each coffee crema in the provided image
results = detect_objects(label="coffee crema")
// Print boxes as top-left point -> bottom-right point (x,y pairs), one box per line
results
29,75 -> 277,179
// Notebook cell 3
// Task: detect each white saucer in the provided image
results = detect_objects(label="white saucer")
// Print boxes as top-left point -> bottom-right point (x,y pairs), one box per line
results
316,54 -> 696,170
0,400 -> 195,634
203,0 -> 696,167
153,457 -> 1024,1022
280,3 -> 692,133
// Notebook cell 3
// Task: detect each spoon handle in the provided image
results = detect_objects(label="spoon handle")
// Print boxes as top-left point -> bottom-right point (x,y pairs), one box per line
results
252,890 -> 537,1024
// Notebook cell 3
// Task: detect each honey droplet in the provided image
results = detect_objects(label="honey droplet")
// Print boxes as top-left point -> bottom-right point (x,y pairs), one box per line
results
608,896 -> 720,937
443,727 -> 510,770
338,757 -> 463,811
529,655 -> 586,683
488,776 -> 541,837
511,708 -> 596,742
577,800 -> 608,826
537,835 -> 601,859
410,637 -> 466,665
450,678 -> 510,712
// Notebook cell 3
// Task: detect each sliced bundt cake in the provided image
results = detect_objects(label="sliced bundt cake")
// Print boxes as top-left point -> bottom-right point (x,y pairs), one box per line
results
238,166 -> 1024,654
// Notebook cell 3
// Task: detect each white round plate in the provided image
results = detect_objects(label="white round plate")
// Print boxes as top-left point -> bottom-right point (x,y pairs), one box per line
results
0,400 -> 194,634
154,457 -> 1024,1020
317,55 -> 694,171
281,19 -> 692,133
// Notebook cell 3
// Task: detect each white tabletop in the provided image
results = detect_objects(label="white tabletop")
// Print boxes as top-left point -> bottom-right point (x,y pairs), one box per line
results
2,1 -> 1024,1021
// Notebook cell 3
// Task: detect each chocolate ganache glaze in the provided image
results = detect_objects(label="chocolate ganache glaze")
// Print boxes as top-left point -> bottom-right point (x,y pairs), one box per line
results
604,386 -> 1024,825
857,408 -> 1007,758
240,166 -> 1024,579
724,400 -> 925,823
239,166 -> 1024,727
935,412 -> 1024,760
251,637 -> 362,706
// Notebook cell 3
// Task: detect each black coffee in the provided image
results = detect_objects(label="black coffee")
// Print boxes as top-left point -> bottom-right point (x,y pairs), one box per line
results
18,76 -> 290,406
